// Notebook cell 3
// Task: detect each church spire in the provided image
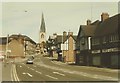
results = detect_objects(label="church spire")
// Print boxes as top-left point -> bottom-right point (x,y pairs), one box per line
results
40,13 -> 46,32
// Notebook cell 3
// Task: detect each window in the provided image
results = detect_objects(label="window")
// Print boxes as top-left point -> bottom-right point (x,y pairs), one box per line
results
110,34 -> 119,42
41,34 -> 44,38
103,36 -> 107,43
81,37 -> 85,45
92,38 -> 99,45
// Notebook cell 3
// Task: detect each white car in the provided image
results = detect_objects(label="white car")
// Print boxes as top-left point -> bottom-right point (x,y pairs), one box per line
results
0,56 -> 4,61
26,59 -> 33,64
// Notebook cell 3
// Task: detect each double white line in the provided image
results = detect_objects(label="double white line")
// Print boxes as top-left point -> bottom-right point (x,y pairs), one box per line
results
11,64 -> 20,81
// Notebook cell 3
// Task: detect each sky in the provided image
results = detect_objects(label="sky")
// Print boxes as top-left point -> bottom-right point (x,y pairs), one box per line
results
1,1 -> 119,43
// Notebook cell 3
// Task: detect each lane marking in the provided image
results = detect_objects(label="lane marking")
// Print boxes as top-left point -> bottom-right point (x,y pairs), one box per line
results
14,65 -> 20,81
46,75 -> 58,80
27,73 -> 33,77
53,72 -> 65,76
22,72 -> 26,75
11,65 -> 14,81
12,65 -> 20,81
35,71 -> 42,74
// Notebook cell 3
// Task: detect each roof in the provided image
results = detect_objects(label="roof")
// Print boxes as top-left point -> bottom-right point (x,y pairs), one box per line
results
55,35 -> 62,44
40,13 -> 46,32
83,25 -> 96,36
62,35 -> 77,43
10,34 -> 36,45
91,20 -> 101,25
79,25 -> 97,37
77,19 -> 101,38
95,14 -> 120,36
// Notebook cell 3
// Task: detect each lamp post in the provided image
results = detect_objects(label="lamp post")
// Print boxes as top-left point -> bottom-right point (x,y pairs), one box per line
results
5,34 -> 9,59
24,37 -> 26,58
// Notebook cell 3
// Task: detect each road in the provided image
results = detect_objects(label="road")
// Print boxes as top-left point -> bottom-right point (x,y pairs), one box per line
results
2,54 -> 119,83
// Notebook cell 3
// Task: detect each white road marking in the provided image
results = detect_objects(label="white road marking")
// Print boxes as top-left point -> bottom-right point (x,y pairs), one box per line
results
14,65 -> 20,81
53,72 -> 65,76
35,71 -> 42,74
22,72 -> 26,75
11,65 -> 14,81
46,75 -> 58,80
27,73 -> 33,77
12,65 -> 20,81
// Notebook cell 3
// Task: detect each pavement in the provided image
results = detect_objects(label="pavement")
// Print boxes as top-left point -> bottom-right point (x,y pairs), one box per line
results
2,62 -> 12,81
46,56 -> 119,73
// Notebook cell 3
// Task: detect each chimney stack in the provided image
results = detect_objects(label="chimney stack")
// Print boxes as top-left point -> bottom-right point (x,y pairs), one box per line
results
87,19 -> 91,25
63,31 -> 67,37
101,13 -> 109,21
68,32 -> 73,36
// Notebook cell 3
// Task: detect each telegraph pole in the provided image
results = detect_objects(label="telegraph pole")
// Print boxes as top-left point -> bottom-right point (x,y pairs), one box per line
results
6,34 -> 9,59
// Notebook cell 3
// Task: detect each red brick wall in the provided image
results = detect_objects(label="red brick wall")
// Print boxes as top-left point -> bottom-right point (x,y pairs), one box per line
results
8,39 -> 24,57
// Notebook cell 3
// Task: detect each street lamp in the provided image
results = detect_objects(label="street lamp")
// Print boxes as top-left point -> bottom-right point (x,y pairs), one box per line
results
5,34 -> 9,59
24,37 -> 26,58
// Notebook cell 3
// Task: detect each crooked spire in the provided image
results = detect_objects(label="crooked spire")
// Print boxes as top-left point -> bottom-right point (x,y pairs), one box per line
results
40,13 -> 46,32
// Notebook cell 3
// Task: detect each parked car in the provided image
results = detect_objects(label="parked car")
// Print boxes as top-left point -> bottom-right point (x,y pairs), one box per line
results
26,59 -> 33,64
0,55 -> 4,61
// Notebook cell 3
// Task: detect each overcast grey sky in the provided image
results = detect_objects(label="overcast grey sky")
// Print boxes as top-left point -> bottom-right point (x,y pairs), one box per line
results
2,2 -> 118,43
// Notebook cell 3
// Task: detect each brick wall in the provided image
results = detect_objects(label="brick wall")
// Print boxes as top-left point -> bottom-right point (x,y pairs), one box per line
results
8,39 -> 24,57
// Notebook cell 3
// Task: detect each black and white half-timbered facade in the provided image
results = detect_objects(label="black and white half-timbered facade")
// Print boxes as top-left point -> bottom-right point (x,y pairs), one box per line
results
76,13 -> 120,69
91,14 -> 120,68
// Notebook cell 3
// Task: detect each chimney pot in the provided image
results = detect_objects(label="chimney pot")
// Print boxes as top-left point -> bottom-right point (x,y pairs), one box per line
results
68,32 -> 73,36
101,12 -> 109,21
87,19 -> 91,25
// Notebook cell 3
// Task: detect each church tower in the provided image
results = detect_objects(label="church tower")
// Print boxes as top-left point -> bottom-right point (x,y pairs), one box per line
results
39,13 -> 46,50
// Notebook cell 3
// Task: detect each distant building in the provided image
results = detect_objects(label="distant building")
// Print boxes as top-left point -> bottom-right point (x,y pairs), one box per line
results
62,32 -> 77,63
39,13 -> 46,54
0,34 -> 36,58
0,37 -> 7,56
47,31 -> 77,62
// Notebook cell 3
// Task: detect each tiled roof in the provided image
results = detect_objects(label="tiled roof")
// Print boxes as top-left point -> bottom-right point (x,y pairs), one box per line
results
63,35 -> 77,43
9,34 -> 36,44
81,25 -> 96,36
95,14 -> 120,36
55,35 -> 62,44
80,25 -> 97,37
77,19 -> 101,38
